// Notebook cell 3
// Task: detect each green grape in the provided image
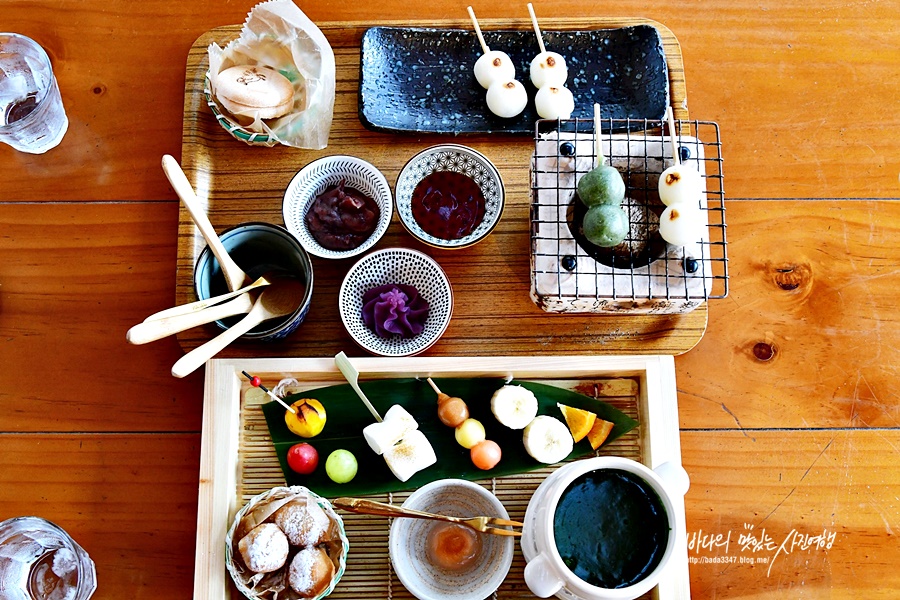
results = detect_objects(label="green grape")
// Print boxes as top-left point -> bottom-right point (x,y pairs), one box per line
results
583,204 -> 629,247
576,165 -> 626,207
325,449 -> 358,483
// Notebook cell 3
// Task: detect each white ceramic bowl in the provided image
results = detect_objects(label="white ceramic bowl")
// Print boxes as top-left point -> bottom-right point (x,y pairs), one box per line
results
338,247 -> 453,357
395,144 -> 504,249
389,479 -> 515,600
283,155 -> 393,259
521,457 -> 689,600
225,486 -> 349,600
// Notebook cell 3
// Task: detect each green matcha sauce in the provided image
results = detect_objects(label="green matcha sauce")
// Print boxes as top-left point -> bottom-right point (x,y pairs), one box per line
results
552,469 -> 670,589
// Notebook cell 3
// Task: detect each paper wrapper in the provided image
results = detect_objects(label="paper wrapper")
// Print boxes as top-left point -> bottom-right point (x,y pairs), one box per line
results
208,0 -> 336,149
226,486 -> 348,600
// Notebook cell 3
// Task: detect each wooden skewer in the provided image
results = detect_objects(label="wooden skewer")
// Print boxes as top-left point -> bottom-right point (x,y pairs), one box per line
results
593,103 -> 606,167
426,377 -> 442,394
527,3 -> 547,54
242,371 -> 297,413
665,106 -> 680,165
467,6 -> 490,54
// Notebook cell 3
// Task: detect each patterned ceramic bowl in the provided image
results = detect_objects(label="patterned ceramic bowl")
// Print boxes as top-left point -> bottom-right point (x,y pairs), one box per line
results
283,155 -> 393,259
389,479 -> 515,600
395,144 -> 504,249
225,486 -> 349,600
338,247 -> 452,357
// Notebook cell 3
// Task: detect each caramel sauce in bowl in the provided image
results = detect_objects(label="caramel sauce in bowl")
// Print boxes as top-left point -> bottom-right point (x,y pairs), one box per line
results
388,479 -> 513,600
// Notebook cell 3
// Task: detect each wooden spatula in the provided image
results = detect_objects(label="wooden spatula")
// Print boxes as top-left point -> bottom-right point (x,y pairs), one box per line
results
170,279 -> 304,378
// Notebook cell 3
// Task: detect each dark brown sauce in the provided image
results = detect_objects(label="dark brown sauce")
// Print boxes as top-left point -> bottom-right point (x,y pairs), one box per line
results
305,180 -> 380,251
411,171 -> 485,240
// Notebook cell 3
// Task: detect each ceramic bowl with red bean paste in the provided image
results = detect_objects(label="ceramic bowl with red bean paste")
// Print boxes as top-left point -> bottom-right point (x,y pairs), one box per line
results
395,144 -> 504,249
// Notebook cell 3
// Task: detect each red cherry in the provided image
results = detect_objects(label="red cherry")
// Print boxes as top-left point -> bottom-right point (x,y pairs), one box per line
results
250,376 -> 261,387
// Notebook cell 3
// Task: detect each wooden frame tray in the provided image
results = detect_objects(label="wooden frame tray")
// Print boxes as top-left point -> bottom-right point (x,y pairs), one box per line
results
193,355 -> 689,599
177,19 -> 707,358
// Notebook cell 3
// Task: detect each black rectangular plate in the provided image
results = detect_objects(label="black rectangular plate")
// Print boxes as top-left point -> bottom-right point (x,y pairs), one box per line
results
359,25 -> 669,135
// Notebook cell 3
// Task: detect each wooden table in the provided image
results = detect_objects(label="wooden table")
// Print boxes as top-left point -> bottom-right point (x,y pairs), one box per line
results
1,1 -> 898,598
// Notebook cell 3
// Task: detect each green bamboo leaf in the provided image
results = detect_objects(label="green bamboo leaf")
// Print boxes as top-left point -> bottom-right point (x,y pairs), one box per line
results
261,378 -> 638,498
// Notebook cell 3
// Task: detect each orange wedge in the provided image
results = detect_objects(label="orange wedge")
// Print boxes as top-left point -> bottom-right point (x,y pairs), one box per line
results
557,403 -> 597,443
587,418 -> 615,450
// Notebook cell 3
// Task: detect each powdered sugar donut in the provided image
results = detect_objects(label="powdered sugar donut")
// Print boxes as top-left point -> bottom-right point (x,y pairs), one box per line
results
237,523 -> 289,573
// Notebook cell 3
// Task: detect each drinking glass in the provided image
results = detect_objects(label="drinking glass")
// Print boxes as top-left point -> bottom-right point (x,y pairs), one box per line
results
0,517 -> 96,600
0,34 -> 68,154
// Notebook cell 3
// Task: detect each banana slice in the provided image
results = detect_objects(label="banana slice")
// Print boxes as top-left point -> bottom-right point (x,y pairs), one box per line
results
523,415 -> 574,464
491,385 -> 539,430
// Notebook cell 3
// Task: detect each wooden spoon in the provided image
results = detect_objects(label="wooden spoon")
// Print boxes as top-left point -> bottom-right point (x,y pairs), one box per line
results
162,154 -> 249,292
126,292 -> 256,345
171,279 -> 305,378
142,276 -> 270,323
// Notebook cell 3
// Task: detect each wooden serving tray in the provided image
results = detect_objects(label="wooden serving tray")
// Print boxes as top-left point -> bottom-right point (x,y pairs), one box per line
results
177,19 -> 706,357
193,356 -> 689,600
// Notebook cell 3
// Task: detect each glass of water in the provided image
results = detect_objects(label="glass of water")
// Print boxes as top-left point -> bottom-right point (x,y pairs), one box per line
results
0,33 -> 68,154
0,517 -> 96,600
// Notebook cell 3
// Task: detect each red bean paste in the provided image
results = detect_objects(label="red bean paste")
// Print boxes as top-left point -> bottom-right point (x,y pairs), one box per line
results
305,179 -> 380,251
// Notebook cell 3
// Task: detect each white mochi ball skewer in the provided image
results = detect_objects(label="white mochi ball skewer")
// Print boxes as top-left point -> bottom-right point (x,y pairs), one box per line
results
527,3 -> 568,88
659,106 -> 704,206
535,85 -> 574,119
468,6 -> 516,89
486,79 -> 529,118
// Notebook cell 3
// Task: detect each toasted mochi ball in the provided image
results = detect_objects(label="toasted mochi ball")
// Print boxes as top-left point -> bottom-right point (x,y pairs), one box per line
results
273,499 -> 331,547
237,523 -> 289,573
289,546 -> 335,597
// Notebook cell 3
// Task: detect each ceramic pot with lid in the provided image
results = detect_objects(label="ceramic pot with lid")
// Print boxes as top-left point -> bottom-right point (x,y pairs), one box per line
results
521,456 -> 689,600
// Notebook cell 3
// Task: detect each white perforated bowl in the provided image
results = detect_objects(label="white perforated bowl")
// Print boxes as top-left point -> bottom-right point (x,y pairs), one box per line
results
283,156 -> 393,259
339,248 -> 453,357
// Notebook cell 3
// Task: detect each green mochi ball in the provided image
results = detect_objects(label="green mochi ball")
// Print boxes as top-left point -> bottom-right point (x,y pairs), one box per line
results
577,165 -> 626,207
583,204 -> 629,247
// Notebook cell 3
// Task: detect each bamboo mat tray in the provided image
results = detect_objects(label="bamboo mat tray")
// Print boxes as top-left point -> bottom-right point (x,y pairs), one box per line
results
176,19 -> 707,357
193,356 -> 689,600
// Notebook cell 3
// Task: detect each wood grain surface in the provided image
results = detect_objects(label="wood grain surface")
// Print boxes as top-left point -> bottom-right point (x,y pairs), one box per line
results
0,0 -> 898,599
175,20 -> 707,357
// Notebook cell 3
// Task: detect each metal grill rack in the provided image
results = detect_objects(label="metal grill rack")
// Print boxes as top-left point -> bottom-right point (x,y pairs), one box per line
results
530,116 -> 729,314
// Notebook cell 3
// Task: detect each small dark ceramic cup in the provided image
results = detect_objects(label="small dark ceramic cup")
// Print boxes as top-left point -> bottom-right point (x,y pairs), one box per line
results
193,222 -> 313,341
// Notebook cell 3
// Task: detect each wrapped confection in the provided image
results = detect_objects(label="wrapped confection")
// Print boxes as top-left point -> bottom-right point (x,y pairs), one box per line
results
361,284 -> 429,338
207,0 -> 336,148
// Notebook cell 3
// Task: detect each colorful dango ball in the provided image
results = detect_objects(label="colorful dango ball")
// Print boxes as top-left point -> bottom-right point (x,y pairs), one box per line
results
583,204 -> 629,247
530,51 -> 568,88
534,85 -> 575,120
455,418 -> 486,449
470,439 -> 502,470
658,163 -> 703,206
286,443 -> 319,475
474,50 -> 516,89
577,165 -> 626,207
659,203 -> 704,246
325,449 -> 358,484
486,80 -> 528,119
